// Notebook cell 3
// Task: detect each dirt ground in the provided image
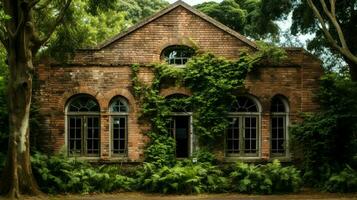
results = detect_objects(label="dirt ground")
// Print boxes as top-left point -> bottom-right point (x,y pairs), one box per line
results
15,191 -> 357,200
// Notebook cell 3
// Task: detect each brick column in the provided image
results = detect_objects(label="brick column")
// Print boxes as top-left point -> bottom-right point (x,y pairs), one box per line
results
261,113 -> 270,160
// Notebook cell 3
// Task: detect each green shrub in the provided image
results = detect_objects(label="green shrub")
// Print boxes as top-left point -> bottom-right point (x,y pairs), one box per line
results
229,160 -> 301,194
136,162 -> 228,194
262,160 -> 302,193
290,74 -> 357,188
144,135 -> 176,167
31,152 -> 135,194
191,148 -> 217,164
324,166 -> 357,193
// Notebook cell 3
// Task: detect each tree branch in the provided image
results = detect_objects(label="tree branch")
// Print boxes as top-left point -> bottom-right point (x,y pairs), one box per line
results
306,0 -> 357,64
37,0 -> 72,46
319,0 -> 348,49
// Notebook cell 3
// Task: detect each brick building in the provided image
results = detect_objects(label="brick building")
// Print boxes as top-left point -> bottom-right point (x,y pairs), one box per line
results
35,1 -> 323,162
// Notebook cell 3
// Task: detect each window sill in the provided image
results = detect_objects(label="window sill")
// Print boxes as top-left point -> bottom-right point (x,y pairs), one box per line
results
224,157 -> 262,163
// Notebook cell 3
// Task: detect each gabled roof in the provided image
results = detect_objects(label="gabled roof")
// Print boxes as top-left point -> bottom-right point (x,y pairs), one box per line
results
84,0 -> 257,50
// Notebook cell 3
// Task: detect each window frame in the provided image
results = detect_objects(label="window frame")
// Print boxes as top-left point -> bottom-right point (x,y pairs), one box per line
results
109,97 -> 129,157
66,96 -> 101,157
225,112 -> 261,158
225,96 -> 262,159
161,45 -> 195,66
270,97 -> 290,158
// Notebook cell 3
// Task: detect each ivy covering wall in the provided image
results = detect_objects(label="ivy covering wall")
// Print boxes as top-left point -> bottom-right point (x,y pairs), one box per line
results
131,43 -> 286,166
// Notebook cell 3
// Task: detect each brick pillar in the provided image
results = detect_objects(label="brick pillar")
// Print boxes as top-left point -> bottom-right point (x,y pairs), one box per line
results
101,114 -> 110,159
261,113 -> 270,160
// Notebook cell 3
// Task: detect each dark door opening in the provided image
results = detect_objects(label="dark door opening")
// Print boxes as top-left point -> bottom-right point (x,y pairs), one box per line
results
169,116 -> 190,158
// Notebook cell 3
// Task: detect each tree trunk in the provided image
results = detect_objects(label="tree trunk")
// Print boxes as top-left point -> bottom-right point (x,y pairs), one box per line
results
0,1 -> 41,198
0,44 -> 41,200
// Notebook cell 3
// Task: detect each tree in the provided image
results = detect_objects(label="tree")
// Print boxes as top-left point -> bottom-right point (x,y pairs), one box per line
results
196,0 -> 292,40
288,0 -> 357,80
0,0 -> 167,198
0,0 -> 113,198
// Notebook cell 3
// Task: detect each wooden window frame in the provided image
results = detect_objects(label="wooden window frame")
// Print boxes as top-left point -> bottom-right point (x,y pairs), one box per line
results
67,113 -> 100,157
225,113 -> 260,157
110,113 -> 128,157
270,112 -> 289,157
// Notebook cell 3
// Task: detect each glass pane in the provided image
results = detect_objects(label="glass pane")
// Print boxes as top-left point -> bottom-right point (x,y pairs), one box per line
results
69,117 -> 82,155
230,97 -> 258,112
112,117 -> 127,155
226,118 -> 240,154
68,96 -> 99,112
87,116 -> 100,155
271,116 -> 285,154
244,117 -> 257,154
163,45 -> 195,65
110,97 -> 129,112
271,97 -> 286,112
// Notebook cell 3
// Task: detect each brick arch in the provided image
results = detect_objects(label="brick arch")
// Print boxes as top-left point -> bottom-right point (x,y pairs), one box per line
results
61,87 -> 105,113
270,93 -> 290,113
155,37 -> 200,56
103,88 -> 137,113
160,87 -> 192,97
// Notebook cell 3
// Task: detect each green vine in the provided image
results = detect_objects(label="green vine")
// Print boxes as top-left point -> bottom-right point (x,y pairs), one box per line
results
131,43 -> 286,165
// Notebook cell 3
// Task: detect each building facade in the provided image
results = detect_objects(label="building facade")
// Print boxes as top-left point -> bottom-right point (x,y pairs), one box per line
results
35,1 -> 323,162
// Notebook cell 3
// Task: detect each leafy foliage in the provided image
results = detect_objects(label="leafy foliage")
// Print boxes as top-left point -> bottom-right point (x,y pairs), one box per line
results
31,152 -> 135,194
40,0 -> 168,60
324,165 -> 357,193
230,160 -> 301,194
196,0 -> 292,40
136,162 -> 229,194
290,73 -> 357,190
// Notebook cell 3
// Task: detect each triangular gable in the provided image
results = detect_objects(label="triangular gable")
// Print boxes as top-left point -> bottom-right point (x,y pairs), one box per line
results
86,0 -> 257,50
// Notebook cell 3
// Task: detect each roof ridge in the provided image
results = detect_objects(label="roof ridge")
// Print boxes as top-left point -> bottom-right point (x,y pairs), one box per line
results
81,0 -> 257,50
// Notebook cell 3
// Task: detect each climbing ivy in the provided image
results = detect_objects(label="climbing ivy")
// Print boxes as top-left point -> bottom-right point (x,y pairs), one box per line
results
131,42 -> 286,165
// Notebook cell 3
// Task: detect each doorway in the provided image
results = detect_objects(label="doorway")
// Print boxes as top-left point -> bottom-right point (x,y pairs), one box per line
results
169,116 -> 191,158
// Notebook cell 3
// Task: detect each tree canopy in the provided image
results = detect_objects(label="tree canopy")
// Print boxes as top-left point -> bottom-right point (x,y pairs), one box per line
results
288,0 -> 357,79
196,0 -> 292,40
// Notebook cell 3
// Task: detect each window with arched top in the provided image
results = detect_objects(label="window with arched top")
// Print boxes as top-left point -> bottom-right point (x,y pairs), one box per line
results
270,96 -> 289,157
66,95 -> 100,157
162,45 -> 195,65
109,96 -> 129,156
226,96 -> 260,157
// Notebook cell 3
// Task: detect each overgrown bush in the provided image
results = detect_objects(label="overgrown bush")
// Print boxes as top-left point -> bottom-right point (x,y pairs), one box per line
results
191,148 -> 217,164
324,165 -> 357,193
31,152 -> 135,193
144,135 -> 176,167
290,74 -> 357,190
230,160 -> 301,194
136,162 -> 228,194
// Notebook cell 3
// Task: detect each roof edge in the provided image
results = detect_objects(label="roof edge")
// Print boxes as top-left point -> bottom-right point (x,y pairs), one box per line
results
79,0 -> 257,51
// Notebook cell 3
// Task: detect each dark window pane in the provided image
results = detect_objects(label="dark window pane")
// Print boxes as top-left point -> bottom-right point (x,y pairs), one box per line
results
110,97 -> 129,112
68,96 -> 99,112
271,97 -> 286,112
230,97 -> 258,112
163,45 -> 195,65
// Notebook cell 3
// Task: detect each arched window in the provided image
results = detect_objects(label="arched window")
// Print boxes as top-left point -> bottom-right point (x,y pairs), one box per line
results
226,96 -> 260,157
66,95 -> 100,156
270,96 -> 289,156
109,96 -> 129,156
162,45 -> 195,65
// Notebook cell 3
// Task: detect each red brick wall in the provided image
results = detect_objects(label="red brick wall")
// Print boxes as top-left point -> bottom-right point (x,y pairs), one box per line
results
34,5 -> 323,162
